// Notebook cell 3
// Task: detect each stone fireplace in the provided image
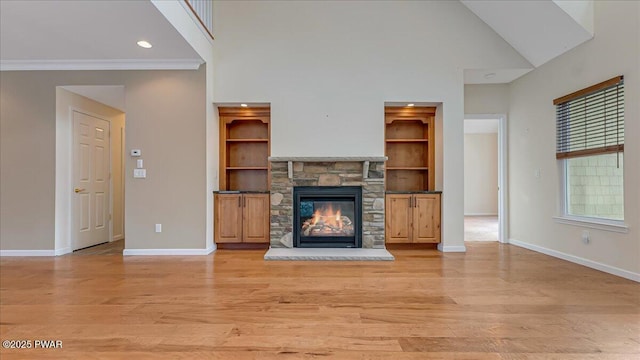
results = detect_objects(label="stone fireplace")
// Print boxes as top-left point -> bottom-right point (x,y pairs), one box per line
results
269,157 -> 386,249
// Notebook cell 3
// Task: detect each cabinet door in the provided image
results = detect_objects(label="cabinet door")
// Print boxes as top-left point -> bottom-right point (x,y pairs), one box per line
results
385,194 -> 412,243
413,194 -> 441,243
242,194 -> 270,243
215,194 -> 243,243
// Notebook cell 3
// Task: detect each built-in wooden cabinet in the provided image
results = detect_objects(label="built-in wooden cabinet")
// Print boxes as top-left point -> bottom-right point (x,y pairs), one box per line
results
219,107 -> 270,191
385,193 -> 441,244
215,107 -> 270,245
385,194 -> 412,243
385,106 -> 440,244
215,193 -> 270,243
385,107 -> 435,191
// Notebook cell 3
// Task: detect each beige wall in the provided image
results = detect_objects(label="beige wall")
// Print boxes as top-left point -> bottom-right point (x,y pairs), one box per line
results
1,72 -> 56,249
0,68 -> 207,251
151,0 -> 217,251
464,133 -> 498,215
508,1 -> 639,277
56,88 -> 125,249
213,0 -> 531,251
464,84 -> 510,115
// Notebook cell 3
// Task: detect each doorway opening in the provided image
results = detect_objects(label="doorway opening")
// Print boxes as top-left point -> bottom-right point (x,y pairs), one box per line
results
463,115 -> 507,243
55,86 -> 126,255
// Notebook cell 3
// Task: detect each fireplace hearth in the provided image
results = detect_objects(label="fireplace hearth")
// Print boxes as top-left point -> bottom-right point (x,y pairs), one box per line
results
293,186 -> 362,248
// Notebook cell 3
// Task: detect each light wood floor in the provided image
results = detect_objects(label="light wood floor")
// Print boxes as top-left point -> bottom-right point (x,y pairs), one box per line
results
1,243 -> 638,359
72,239 -> 125,256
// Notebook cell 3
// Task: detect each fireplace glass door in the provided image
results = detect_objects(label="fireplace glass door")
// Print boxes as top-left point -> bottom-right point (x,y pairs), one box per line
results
293,186 -> 362,248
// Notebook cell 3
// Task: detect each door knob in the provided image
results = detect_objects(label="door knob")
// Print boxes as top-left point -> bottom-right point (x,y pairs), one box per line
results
74,188 -> 85,193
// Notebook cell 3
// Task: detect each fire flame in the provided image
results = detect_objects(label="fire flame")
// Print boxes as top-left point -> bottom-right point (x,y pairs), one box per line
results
310,205 -> 343,229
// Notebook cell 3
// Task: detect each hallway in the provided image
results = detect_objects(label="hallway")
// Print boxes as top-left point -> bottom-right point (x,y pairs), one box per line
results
464,216 -> 498,241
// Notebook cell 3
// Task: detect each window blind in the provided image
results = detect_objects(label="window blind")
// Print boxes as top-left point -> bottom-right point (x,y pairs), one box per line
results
555,76 -> 624,159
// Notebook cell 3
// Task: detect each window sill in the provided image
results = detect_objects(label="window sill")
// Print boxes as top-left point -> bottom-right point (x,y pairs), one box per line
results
553,215 -> 629,233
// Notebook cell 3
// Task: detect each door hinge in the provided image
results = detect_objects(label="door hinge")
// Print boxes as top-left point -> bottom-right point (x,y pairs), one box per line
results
109,214 -> 112,220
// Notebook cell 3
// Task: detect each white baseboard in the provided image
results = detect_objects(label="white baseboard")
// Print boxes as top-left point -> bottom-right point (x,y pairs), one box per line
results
508,239 -> 640,282
437,244 -> 467,252
464,213 -> 498,216
123,245 -> 215,256
0,250 -> 56,256
55,247 -> 72,256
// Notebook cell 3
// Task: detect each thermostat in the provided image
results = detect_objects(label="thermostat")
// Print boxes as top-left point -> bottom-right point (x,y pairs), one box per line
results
131,149 -> 141,157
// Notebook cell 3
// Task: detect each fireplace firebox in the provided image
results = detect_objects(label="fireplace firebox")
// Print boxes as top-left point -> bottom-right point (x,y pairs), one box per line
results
293,186 -> 362,248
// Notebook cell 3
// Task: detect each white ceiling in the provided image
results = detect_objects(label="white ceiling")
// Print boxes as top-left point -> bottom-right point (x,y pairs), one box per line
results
461,0 -> 593,68
464,119 -> 499,134
0,0 -> 202,70
0,0 -> 594,84
464,68 -> 533,85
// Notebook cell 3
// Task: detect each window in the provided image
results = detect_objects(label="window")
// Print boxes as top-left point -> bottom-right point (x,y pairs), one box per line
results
566,153 -> 623,220
555,76 -> 624,223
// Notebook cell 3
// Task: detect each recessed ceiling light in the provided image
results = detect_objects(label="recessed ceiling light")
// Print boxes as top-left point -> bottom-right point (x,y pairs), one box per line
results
407,103 -> 415,107
484,72 -> 496,79
240,104 -> 248,107
137,40 -> 152,49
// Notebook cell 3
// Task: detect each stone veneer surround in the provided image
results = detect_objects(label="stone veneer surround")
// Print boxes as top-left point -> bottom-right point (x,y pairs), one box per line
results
269,159 -> 386,249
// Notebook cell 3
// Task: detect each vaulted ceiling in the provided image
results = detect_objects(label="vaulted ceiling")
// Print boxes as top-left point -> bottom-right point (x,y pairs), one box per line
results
0,0 -> 202,70
461,0 -> 593,84
0,0 -> 593,83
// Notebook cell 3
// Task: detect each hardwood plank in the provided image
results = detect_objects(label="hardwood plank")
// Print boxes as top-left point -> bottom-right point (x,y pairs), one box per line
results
1,243 -> 639,359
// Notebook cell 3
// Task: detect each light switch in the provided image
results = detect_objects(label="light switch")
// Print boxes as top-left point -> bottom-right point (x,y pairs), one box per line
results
136,159 -> 144,169
133,169 -> 146,178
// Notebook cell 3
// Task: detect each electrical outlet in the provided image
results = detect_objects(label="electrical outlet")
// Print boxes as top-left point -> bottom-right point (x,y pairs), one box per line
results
582,230 -> 590,244
155,224 -> 162,233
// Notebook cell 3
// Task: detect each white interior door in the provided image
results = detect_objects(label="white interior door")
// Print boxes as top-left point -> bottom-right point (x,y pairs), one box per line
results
73,111 -> 110,250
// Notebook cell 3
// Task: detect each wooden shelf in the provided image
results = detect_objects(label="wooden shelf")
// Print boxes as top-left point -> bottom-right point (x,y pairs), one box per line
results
217,107 -> 271,244
385,139 -> 428,143
384,107 -> 440,245
219,107 -> 270,191
387,167 -> 429,170
385,106 -> 435,191
226,138 -> 268,142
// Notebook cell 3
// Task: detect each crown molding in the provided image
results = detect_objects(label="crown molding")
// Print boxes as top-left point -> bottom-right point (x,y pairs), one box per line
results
268,156 -> 388,162
0,58 -> 203,71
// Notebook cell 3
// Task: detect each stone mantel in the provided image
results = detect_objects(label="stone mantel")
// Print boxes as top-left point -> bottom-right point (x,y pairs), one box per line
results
268,156 -> 388,179
268,156 -> 388,162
